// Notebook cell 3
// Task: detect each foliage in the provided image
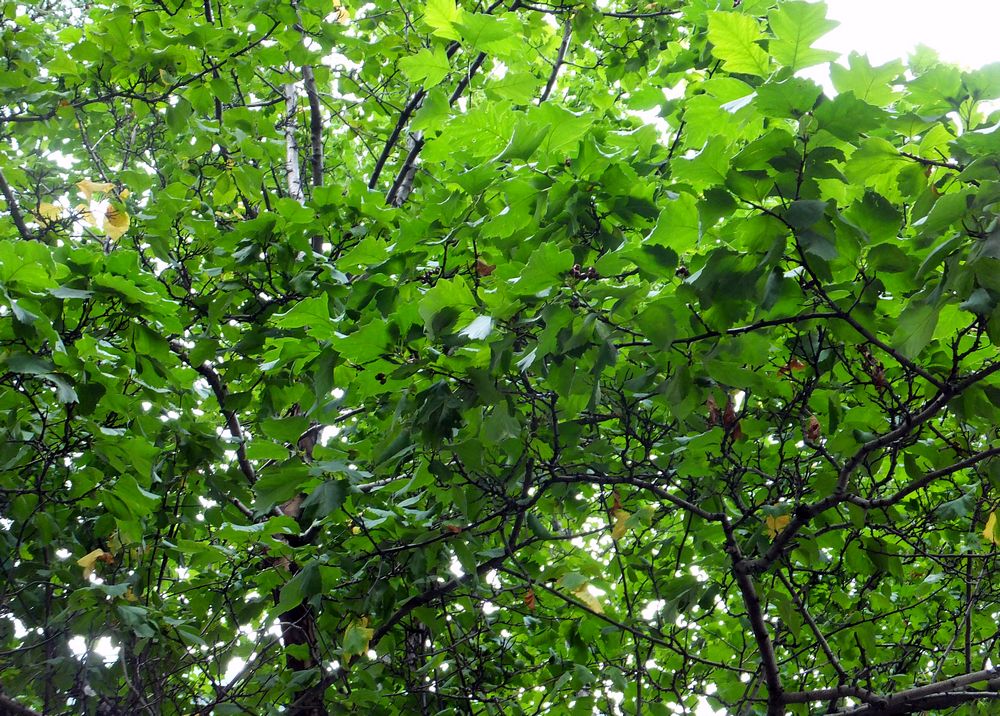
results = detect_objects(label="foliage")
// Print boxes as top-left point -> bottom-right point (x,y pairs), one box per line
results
3,0 -> 1000,714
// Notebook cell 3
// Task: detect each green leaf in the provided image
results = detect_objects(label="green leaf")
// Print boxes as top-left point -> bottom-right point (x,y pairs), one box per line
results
110,475 -> 160,517
274,297 -> 331,331
636,299 -> 676,350
419,277 -> 476,332
513,243 -> 573,296
646,193 -> 700,251
892,302 -> 940,359
959,288 -> 994,315
707,12 -> 771,77
493,120 -> 550,163
767,1 -> 839,71
254,464 -> 310,513
932,487 -> 977,521
275,561 -> 322,614
526,512 -> 556,539
754,77 -> 822,117
423,0 -> 462,40
671,136 -> 731,189
487,72 -> 538,103
457,14 -> 521,55
814,91 -> 886,141
399,46 -> 451,88
831,53 -> 904,107
844,137 -> 907,198
300,480 -> 349,523
342,617 -> 374,662
784,200 -> 827,230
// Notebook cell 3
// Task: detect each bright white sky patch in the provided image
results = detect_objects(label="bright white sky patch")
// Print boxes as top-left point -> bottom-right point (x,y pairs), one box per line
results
223,657 -> 246,685
820,0 -> 999,69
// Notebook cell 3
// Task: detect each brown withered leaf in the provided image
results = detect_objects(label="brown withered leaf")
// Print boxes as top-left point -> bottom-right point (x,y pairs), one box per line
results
778,358 -> 806,376
806,415 -> 822,442
706,396 -> 720,427
722,400 -> 738,428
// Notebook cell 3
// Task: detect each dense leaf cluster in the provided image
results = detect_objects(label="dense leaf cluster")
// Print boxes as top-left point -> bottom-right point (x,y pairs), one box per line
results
3,0 -> 1000,714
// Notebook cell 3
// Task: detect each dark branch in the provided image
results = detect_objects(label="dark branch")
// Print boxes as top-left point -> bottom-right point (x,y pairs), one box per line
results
0,168 -> 34,242
539,17 -> 572,103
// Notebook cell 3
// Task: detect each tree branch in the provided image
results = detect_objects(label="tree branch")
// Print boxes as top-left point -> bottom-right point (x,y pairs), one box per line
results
370,544 -> 521,648
776,572 -> 857,685
725,519 -> 783,715
0,693 -> 43,716
283,82 -> 304,203
616,311 -> 840,348
848,445 -> 1000,510
547,473 -> 723,521
828,669 -> 1000,715
302,65 -> 324,191
0,168 -> 34,242
367,88 -> 427,190
383,47 -> 488,206
743,361 -> 1000,575
539,16 -> 572,103
369,0 -> 512,197
171,342 -> 256,486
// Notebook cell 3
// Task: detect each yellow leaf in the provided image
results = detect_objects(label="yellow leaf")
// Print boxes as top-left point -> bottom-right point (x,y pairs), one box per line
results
104,204 -> 130,240
75,204 -> 96,226
123,587 -> 139,602
117,188 -> 131,200
332,1 -> 350,24
35,202 -> 62,221
76,179 -> 114,200
765,514 -> 791,539
610,508 -> 630,541
343,617 -> 374,663
77,548 -> 107,579
984,512 -> 999,545
571,585 -> 604,614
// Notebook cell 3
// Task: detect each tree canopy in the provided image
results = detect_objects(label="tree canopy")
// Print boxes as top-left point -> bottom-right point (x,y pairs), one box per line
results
3,0 -> 1000,714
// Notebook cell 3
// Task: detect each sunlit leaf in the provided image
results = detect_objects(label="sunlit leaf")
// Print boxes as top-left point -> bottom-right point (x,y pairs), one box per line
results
75,179 -> 115,200
984,512 -> 1000,545
610,508 -> 630,541
103,204 -> 130,240
571,585 -> 604,614
34,202 -> 62,221
767,1 -> 839,71
765,514 -> 791,538
77,548 -> 110,580
707,12 -> 771,76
